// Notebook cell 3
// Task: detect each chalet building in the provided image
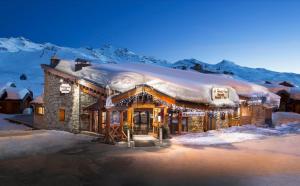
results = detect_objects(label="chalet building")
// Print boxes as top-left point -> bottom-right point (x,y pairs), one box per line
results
0,83 -> 33,114
30,95 -> 44,125
264,81 -> 300,114
33,57 -> 279,143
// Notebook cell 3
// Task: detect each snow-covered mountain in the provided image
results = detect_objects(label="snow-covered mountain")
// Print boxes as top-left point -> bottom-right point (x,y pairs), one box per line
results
0,37 -> 299,97
0,37 -> 168,96
172,59 -> 300,86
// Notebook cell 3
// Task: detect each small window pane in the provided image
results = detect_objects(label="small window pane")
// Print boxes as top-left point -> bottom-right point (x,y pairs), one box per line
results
37,107 -> 44,115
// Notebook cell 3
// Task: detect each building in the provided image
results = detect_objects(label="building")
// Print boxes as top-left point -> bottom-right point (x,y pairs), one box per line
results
0,83 -> 33,114
33,57 -> 279,143
264,81 -> 300,114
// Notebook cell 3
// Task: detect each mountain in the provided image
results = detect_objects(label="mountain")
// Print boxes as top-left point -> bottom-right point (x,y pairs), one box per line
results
0,37 -> 300,96
172,59 -> 300,86
0,37 -> 168,96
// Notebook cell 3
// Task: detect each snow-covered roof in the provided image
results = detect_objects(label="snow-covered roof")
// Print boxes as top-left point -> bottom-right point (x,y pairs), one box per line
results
30,95 -> 44,104
290,88 -> 300,100
0,85 -> 31,100
263,81 -> 300,100
54,60 -> 280,107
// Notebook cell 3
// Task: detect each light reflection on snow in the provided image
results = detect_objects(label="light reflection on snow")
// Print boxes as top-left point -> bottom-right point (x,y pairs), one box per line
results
172,123 -> 300,146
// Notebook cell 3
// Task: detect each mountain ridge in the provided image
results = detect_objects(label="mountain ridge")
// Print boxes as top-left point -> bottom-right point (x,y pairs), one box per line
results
0,37 -> 299,96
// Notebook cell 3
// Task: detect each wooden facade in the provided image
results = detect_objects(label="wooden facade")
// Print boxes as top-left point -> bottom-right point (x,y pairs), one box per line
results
0,94 -> 32,114
276,90 -> 300,114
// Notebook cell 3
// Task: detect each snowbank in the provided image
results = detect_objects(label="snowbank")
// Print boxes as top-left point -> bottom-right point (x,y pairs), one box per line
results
172,123 -> 300,146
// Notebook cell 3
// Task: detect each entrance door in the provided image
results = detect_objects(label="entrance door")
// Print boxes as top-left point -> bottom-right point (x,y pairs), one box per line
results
133,110 -> 150,135
89,111 -> 99,132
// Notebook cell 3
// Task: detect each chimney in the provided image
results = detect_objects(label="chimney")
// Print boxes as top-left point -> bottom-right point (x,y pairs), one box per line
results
75,58 -> 91,71
50,56 -> 60,67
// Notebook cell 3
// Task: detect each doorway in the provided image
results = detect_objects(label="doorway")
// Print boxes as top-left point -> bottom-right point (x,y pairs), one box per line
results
133,109 -> 152,135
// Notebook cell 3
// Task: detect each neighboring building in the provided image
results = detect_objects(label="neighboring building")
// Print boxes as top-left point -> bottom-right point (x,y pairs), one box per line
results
31,95 -> 44,126
264,81 -> 300,114
34,57 -> 279,142
0,83 -> 33,114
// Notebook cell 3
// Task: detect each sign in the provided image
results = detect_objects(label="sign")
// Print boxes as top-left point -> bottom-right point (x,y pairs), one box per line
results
212,88 -> 229,100
60,83 -> 71,94
182,111 -> 205,117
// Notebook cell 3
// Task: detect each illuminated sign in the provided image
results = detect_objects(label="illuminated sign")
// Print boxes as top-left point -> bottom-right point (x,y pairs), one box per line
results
212,88 -> 229,100
60,83 -> 71,94
182,111 -> 205,117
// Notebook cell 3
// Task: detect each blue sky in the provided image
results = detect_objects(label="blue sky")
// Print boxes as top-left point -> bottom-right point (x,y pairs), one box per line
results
1,0 -> 300,73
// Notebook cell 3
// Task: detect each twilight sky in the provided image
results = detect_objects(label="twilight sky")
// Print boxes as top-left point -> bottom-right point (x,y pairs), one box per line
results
1,0 -> 300,73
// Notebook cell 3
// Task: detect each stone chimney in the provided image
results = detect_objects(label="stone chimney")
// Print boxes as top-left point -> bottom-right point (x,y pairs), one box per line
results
50,56 -> 60,67
75,58 -> 91,71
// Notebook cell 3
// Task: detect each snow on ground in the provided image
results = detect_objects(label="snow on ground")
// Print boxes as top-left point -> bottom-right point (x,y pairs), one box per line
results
0,114 -> 31,132
172,124 -> 300,146
0,130 -> 95,160
172,112 -> 300,146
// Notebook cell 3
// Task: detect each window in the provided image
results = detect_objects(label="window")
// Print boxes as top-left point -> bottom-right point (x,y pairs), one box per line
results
59,108 -> 65,121
36,106 -> 45,115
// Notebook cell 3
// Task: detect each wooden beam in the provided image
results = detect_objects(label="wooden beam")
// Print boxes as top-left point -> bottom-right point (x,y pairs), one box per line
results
78,79 -> 106,95
112,85 -> 176,105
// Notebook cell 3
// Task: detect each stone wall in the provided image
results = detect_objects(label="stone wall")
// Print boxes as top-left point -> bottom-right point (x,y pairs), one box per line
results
43,72 -> 80,132
41,71 -> 99,133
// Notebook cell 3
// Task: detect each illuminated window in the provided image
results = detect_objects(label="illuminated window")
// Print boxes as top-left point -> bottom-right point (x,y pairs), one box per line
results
59,108 -> 65,122
36,106 -> 44,115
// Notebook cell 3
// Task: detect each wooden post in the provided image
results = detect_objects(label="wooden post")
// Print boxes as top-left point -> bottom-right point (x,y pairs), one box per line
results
127,107 -> 132,129
98,109 -> 102,133
104,110 -> 112,144
89,112 -> 93,132
178,111 -> 182,134
98,96 -> 103,134
120,111 -> 124,138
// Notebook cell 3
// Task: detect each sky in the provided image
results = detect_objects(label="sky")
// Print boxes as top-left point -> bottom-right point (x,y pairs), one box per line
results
0,0 -> 300,73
